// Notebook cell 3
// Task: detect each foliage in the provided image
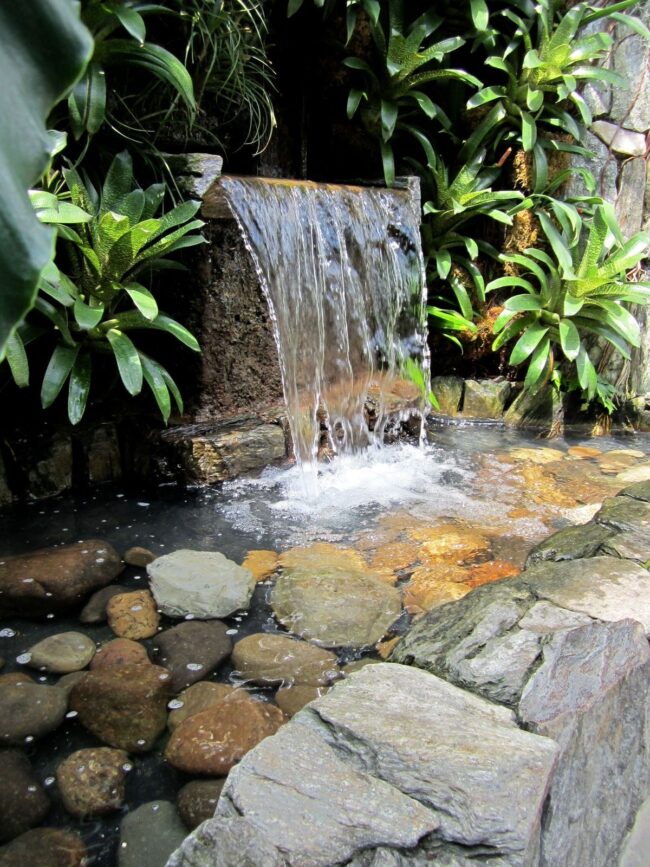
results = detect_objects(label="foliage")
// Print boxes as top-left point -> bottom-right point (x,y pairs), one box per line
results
0,1 -> 92,358
488,204 -> 650,408
5,152 -> 204,424
401,357 -> 439,410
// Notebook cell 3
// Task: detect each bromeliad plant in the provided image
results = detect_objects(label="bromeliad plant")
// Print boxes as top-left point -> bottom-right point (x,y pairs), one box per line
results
488,204 -> 650,408
5,151 -> 204,424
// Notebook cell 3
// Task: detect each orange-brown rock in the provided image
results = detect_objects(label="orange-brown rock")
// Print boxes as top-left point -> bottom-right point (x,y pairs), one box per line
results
403,572 -> 469,615
275,684 -> 328,717
241,550 -> 278,582
56,747 -> 129,816
376,636 -> 401,659
90,638 -> 150,670
123,546 -> 156,567
0,673 -> 34,687
168,682 -> 239,731
278,542 -> 368,574
0,828 -> 87,867
567,445 -> 603,459
368,542 -> 419,573
106,590 -> 159,640
165,692 -> 286,775
414,525 -> 491,564
465,560 -> 520,589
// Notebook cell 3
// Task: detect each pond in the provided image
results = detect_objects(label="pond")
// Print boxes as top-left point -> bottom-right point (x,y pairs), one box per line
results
1,425 -> 649,865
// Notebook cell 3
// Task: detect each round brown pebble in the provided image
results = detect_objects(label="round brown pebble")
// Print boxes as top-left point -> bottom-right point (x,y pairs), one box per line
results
0,827 -> 87,867
56,747 -> 130,817
275,684 -> 328,717
168,681 -> 239,731
124,547 -> 156,567
0,750 -> 50,842
106,590 -> 159,640
177,779 -> 225,829
90,639 -> 150,670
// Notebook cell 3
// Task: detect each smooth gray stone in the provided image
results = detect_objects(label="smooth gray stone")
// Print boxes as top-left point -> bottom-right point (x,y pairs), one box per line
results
619,480 -> 650,503
619,797 -> 650,867
519,556 -> 650,635
462,379 -> 511,419
167,816 -> 287,867
519,620 -> 650,867
120,801 -> 187,867
601,530 -> 650,563
610,19 -> 650,131
525,521 -> 616,567
148,550 -> 255,619
297,664 -> 558,861
595,496 -> 650,533
591,121 -> 646,156
517,602 -> 592,634
616,157 -> 646,240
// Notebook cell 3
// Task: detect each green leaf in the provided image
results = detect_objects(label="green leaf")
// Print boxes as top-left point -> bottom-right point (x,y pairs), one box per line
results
0,1 -> 92,358
559,318 -> 580,360
435,249 -> 452,280
287,0 -> 304,16
510,322 -> 549,365
564,294 -> 584,316
524,337 -> 551,389
67,351 -> 92,424
41,343 -> 79,408
486,276 -> 537,294
526,88 -> 543,112
114,6 -> 146,43
140,353 -> 171,423
520,110 -> 537,151
380,100 -> 398,142
106,328 -> 143,395
504,294 -> 543,312
380,140 -> 395,187
576,344 -> 597,398
470,0 -> 489,31
5,332 -> 29,387
347,88 -> 365,118
538,212 -> 574,275
73,298 -> 104,330
467,86 -> 507,109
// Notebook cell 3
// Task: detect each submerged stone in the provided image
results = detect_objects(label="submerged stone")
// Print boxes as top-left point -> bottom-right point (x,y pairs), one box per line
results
26,631 -> 96,674
0,751 -> 50,843
167,682 -> 239,732
525,522 -> 616,566
0,683 -> 68,745
106,590 -> 160,640
231,632 -> 340,686
0,828 -> 87,867
56,747 -> 129,817
241,550 -> 278,582
80,585 -> 128,624
177,780 -> 226,830
152,620 -> 232,693
148,549 -> 255,619
119,801 -> 187,867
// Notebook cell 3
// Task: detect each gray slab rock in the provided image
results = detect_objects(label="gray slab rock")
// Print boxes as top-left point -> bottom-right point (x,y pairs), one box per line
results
519,620 -> 650,867
517,601 -> 593,634
525,521 -> 616,567
519,556 -> 650,635
175,424 -> 287,484
611,18 -> 650,132
297,664 -> 558,863
619,797 -> 650,867
503,385 -> 564,430
167,816 -> 287,867
595,495 -> 650,533
462,379 -> 511,419
619,480 -> 650,502
148,550 -> 255,619
601,530 -> 650,563
616,157 -> 646,240
120,801 -> 187,867
592,121 -> 646,156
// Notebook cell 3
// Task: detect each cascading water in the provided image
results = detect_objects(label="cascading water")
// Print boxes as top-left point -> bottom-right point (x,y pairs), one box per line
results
220,177 -> 429,491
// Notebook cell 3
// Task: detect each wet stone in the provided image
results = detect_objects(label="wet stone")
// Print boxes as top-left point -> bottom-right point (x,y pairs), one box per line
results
118,801 -> 187,867
241,550 -> 278,582
0,673 -> 33,687
70,663 -> 171,752
90,638 -> 150,670
429,375 -> 463,416
123,546 -> 156,567
462,379 -> 511,419
601,530 -> 650,563
616,461 -> 650,485
79,585 -> 128,624
525,522 -> 616,567
0,750 -> 50,843
0,683 -> 67,745
148,549 -> 255,619
26,632 -> 96,674
595,496 -> 650,534
167,682 -> 239,731
0,540 -> 123,618
56,747 -> 129,817
619,480 -> 650,503
177,779 -> 226,830
231,632 -> 340,686
0,828 -> 87,867
106,590 -> 160,640
165,692 -> 286,776
55,672 -> 86,697
152,620 -> 231,694
275,684 -> 329,717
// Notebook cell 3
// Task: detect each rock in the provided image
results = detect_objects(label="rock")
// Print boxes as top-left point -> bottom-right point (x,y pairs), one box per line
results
148,550 -> 255,619
241,550 -> 278,582
23,433 -> 72,500
525,521 -> 616,566
0,673 -> 33,687
177,424 -> 287,485
0,828 -> 86,867
167,816 -> 287,867
611,20 -> 650,132
342,658 -> 383,676
567,445 -> 602,459
118,801 -> 187,867
601,530 -> 650,563
90,638 -> 150,670
595,496 -> 650,533
275,684 -> 328,716
619,480 -> 650,502
0,540 -> 123,618
55,672 -> 86,696
177,780 -> 225,829
519,620 -> 650,867
70,663 -> 171,752
0,751 -> 49,842
410,524 -> 490,562
564,130 -> 618,203
26,632 -> 96,673
168,682 -> 239,731
519,556 -> 650,635
56,747 -> 129,817
616,461 -> 650,484
123,546 -> 156,567
165,692 -> 286,775
504,383 -> 564,430
429,375 -> 464,416
79,585 -> 128,624
616,158 -> 646,240
272,567 -> 401,648
152,621 -> 232,693
106,590 -> 160,640
278,542 -> 368,574
83,424 -> 121,483
508,446 -> 565,464
592,120 -> 646,156
517,601 -> 593,633
462,379 -> 511,418
0,683 -> 67,745
465,560 -> 520,588
231,633 -> 340,686
403,572 -> 469,615
619,797 -> 650,867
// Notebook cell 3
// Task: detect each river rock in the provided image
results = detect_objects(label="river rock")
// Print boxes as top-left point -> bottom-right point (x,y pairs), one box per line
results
619,480 -> 650,502
275,684 -> 328,716
429,375 -> 463,416
26,632 -> 96,673
519,620 -> 650,867
70,663 -> 171,752
148,550 -> 255,619
106,590 -> 160,640
90,638 -> 150,670
0,540 -> 123,618
55,672 -> 86,696
616,461 -> 650,484
124,546 -> 156,567
525,521 -> 616,566
0,828 -> 87,867
152,621 -> 232,693
596,495 -> 650,533
241,550 -> 278,582
231,633 -> 340,686
177,780 -> 225,829
0,673 -> 33,686
118,801 -> 187,867
168,682 -> 239,731
601,529 -> 650,563
0,683 -> 67,745
165,692 -> 286,775
462,379 -> 511,418
79,585 -> 128,624
0,751 -> 50,842
272,568 -> 401,648
56,747 -> 129,817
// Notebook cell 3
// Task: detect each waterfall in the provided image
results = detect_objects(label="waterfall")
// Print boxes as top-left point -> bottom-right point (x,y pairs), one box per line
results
221,176 -> 429,481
